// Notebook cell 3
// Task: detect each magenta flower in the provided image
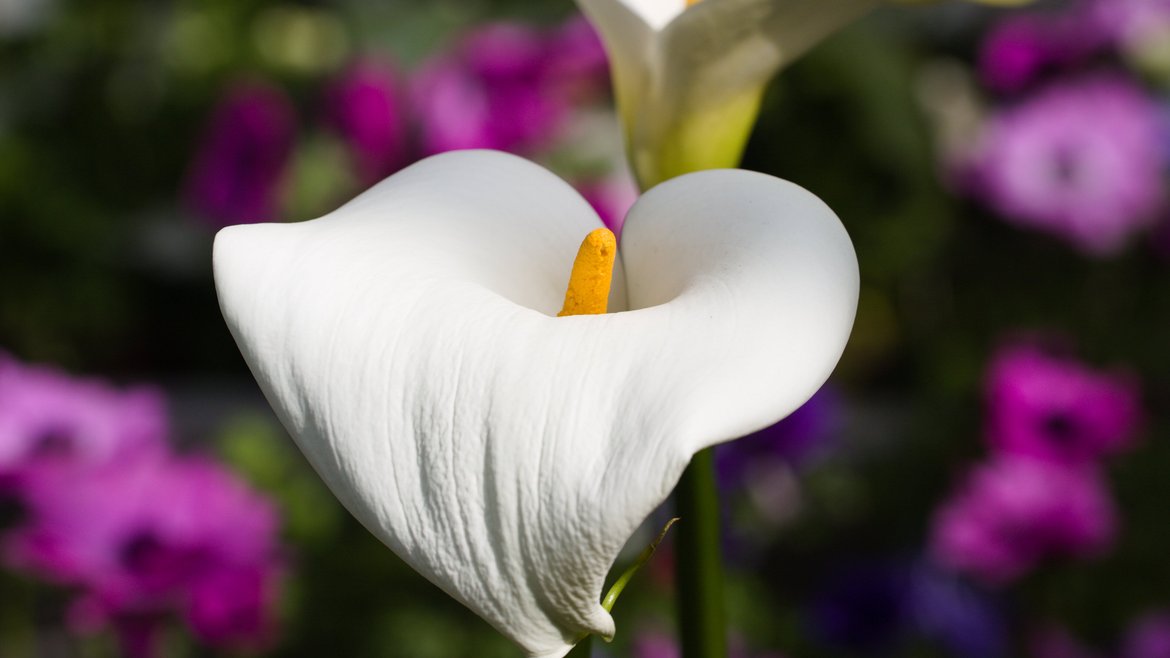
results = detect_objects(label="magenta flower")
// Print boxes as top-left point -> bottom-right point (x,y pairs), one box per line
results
6,455 -> 282,655
0,353 -> 166,478
325,60 -> 409,185
978,0 -> 1170,93
542,15 -> 611,103
978,11 -> 1109,94
1083,0 -> 1170,47
966,74 -> 1167,255
930,456 -> 1116,584
1153,218 -> 1170,258
1124,613 -> 1170,658
184,81 -> 296,228
985,344 -> 1142,464
978,17 -> 1052,94
411,20 -> 585,154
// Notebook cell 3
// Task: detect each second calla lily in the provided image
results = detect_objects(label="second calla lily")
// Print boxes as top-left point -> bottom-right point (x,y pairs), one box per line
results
575,0 -> 1033,188
214,150 -> 858,657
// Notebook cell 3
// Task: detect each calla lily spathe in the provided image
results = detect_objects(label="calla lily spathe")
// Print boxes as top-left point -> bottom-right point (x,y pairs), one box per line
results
213,150 -> 858,657
575,0 -> 1033,187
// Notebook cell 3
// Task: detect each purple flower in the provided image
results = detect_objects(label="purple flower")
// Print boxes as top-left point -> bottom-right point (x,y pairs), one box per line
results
542,15 -> 611,103
978,0 -> 1170,93
183,562 -> 278,648
0,353 -> 166,478
1153,217 -> 1170,258
979,17 -> 1052,94
1082,0 -> 1170,47
808,562 -> 913,652
184,81 -> 296,228
985,344 -> 1142,464
978,11 -> 1110,94
806,559 -> 1005,657
1123,612 -> 1170,658
411,16 -> 608,157
411,22 -> 568,155
6,455 -> 282,654
966,74 -> 1168,255
716,386 -> 841,489
325,59 -> 409,185
930,457 -> 1116,584
909,563 -> 1007,658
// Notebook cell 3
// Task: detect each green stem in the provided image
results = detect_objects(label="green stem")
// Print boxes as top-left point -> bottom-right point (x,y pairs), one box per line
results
674,448 -> 727,658
603,517 -> 678,613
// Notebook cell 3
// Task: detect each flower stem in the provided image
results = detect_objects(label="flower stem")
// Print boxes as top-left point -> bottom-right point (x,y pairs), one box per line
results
674,448 -> 727,658
603,517 -> 678,613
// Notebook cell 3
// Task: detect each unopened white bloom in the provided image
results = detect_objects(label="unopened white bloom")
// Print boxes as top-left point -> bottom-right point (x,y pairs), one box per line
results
575,0 -> 1034,187
214,150 -> 858,657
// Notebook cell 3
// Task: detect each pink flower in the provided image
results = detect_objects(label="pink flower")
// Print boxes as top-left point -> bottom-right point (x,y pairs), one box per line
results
411,16 -> 608,157
930,457 -> 1116,584
985,344 -> 1142,464
411,22 -> 568,155
1083,0 -> 1170,47
542,15 -> 611,103
979,17 -> 1052,93
1123,612 -> 1170,658
966,74 -> 1168,255
184,81 -> 297,228
979,11 -> 1110,94
6,456 -> 282,654
0,353 -> 166,477
325,59 -> 409,185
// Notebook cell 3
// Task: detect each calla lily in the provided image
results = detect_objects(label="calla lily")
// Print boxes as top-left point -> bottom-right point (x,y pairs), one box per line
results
213,149 -> 858,657
574,0 -> 1034,187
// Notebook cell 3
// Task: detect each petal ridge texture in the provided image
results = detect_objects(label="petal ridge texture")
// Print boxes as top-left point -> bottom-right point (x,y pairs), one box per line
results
213,150 -> 858,658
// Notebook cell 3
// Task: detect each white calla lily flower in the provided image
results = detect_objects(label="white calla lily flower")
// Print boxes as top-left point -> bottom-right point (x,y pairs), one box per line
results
214,150 -> 858,657
575,0 -> 1033,187
578,0 -> 880,187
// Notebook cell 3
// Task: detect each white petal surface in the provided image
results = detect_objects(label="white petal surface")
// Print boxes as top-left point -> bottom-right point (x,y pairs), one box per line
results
214,150 -> 857,657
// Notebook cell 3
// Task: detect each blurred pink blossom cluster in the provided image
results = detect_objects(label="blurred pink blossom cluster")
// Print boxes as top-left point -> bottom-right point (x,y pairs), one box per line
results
184,14 -> 635,235
979,0 -> 1170,94
1083,0 -> 1170,51
930,343 -> 1143,584
0,353 -> 283,658
184,82 -> 297,228
410,19 -> 608,156
961,0 -> 1170,256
